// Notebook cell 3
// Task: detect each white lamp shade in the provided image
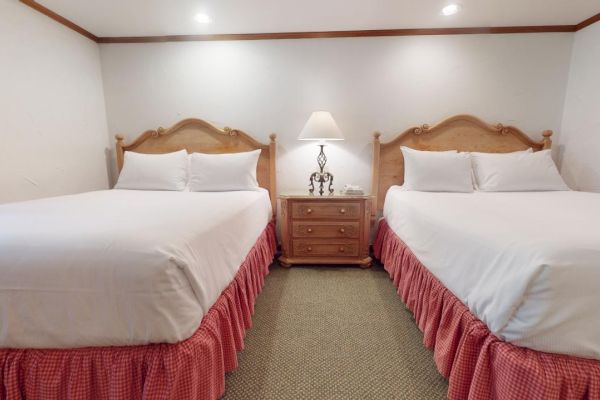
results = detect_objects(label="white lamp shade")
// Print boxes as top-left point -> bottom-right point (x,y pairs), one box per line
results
298,111 -> 344,141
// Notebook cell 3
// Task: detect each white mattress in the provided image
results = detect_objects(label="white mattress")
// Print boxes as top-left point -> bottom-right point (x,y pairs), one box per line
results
0,189 -> 272,349
383,186 -> 600,360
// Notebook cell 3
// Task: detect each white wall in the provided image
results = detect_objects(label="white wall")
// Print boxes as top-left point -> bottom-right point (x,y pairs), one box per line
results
100,33 -> 573,194
0,1 -> 110,203
559,22 -> 600,192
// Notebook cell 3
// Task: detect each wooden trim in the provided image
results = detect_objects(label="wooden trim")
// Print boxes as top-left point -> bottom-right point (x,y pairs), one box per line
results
96,25 -> 577,43
576,12 -> 600,31
19,0 -> 600,42
19,0 -> 98,42
371,114 -> 552,215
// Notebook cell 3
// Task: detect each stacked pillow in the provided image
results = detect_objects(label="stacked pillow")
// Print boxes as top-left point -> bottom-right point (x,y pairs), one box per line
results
188,150 -> 261,192
401,146 -> 569,192
115,149 -> 262,192
470,149 -> 569,191
401,147 -> 473,192
114,150 -> 189,191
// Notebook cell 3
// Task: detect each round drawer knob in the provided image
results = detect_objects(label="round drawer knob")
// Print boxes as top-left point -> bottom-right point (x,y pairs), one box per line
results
307,247 -> 313,252
339,247 -> 345,253
339,228 -> 346,233
339,208 -> 346,214
307,228 -> 313,233
306,208 -> 313,214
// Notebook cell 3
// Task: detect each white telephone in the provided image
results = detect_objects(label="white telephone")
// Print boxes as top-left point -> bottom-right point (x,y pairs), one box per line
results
341,184 -> 364,195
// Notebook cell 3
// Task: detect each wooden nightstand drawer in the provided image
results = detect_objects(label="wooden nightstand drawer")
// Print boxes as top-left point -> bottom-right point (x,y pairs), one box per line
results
292,221 -> 360,238
291,202 -> 360,220
293,239 -> 359,257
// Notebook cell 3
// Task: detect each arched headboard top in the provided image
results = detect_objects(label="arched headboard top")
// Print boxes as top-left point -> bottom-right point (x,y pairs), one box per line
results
115,117 -> 277,214
371,114 -> 553,214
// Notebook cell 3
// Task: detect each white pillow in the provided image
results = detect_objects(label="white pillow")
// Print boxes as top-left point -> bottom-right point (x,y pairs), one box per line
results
115,150 -> 188,191
401,147 -> 473,192
189,149 -> 261,192
467,149 -> 532,189
472,150 -> 569,192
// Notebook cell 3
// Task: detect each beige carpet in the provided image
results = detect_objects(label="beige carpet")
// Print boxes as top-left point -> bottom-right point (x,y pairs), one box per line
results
223,263 -> 448,400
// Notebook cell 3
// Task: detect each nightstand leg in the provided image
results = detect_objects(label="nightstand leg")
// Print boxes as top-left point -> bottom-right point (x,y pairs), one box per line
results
278,258 -> 292,268
359,258 -> 373,269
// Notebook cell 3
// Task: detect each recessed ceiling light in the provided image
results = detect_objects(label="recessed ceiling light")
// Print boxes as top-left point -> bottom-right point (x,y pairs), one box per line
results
442,4 -> 461,16
194,13 -> 212,24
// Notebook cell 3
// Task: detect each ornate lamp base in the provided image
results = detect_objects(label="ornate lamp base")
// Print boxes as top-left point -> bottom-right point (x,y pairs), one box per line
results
308,144 -> 334,196
309,171 -> 334,196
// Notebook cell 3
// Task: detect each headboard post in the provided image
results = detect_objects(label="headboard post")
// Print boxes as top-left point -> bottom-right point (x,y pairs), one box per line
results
115,134 -> 125,172
269,133 -> 277,214
371,132 -> 381,221
542,130 -> 553,150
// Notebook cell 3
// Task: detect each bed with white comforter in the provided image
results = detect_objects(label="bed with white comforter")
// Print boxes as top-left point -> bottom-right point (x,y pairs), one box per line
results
0,189 -> 272,349
384,186 -> 600,360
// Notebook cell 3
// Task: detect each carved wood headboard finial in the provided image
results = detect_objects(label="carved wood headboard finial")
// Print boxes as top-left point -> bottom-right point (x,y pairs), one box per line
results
115,134 -> 125,170
542,130 -> 553,149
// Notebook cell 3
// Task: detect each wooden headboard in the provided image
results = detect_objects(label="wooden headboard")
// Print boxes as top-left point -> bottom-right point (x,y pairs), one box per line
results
371,114 -> 553,214
115,117 -> 277,214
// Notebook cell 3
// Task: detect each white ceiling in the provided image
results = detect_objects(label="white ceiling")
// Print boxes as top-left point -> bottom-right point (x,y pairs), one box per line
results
38,0 -> 600,37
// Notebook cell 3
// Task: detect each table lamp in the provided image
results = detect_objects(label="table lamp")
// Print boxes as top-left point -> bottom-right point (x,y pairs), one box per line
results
298,111 -> 344,195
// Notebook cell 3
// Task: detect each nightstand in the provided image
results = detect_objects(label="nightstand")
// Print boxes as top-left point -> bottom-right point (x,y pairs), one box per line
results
278,193 -> 373,268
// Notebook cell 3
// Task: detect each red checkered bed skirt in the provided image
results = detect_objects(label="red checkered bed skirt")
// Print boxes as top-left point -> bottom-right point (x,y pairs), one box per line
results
374,219 -> 600,400
0,222 -> 277,400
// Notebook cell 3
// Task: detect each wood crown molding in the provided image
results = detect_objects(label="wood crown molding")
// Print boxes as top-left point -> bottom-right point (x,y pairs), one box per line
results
19,0 -> 98,42
18,0 -> 600,43
97,25 -> 577,43
576,12 -> 600,31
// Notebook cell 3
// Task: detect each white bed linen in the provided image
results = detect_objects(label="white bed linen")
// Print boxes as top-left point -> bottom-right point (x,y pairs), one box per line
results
384,186 -> 600,360
0,189 -> 272,349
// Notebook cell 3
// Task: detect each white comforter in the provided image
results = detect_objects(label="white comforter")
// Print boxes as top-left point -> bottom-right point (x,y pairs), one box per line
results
384,186 -> 600,360
0,189 -> 272,349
